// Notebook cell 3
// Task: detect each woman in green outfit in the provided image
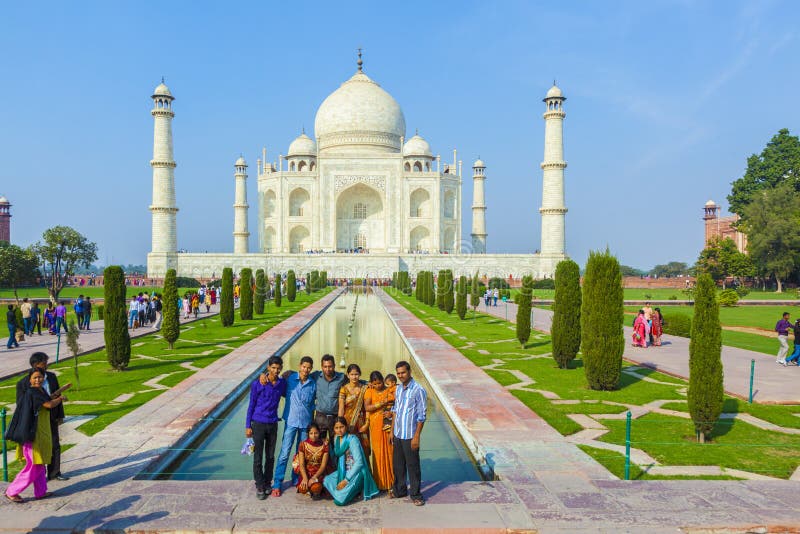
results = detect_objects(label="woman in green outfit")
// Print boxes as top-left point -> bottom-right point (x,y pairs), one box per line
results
323,416 -> 378,506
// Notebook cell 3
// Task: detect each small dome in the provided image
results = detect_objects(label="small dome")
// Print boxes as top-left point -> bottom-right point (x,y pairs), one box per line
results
287,133 -> 317,156
403,134 -> 432,157
0,196 -> 8,204
705,199 -> 716,207
153,82 -> 173,98
545,84 -> 563,99
473,158 -> 485,168
235,156 -> 247,166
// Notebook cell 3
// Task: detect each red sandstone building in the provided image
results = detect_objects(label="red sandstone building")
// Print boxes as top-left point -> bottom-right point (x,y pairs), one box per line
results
0,196 -> 10,243
703,199 -> 746,253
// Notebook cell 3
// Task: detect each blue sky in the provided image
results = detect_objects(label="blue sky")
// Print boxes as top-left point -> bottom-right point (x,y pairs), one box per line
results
0,1 -> 797,270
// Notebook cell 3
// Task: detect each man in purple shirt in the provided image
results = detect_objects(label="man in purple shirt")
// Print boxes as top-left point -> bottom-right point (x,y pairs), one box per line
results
776,312 -> 792,365
245,356 -> 286,500
54,301 -> 67,334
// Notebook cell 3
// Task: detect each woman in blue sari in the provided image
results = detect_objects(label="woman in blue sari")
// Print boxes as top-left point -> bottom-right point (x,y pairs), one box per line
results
323,416 -> 379,506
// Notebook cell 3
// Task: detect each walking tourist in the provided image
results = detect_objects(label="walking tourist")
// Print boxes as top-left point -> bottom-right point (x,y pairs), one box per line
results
4,368 -> 64,502
293,422 -> 330,500
6,304 -> 19,349
272,356 -> 316,497
152,294 -> 163,329
54,301 -> 67,334
632,310 -> 649,348
20,298 -> 32,336
776,312 -> 792,365
182,295 -> 190,319
204,292 -> 211,313
82,297 -> 92,330
73,296 -> 84,330
16,352 -> 69,481
322,417 -> 378,506
245,356 -> 286,500
43,303 -> 55,335
493,288 -> 499,306
643,302 -> 654,345
391,360 -> 427,506
128,297 -> 139,329
30,302 -> 41,336
651,307 -> 663,347
338,364 -> 369,457
364,370 -> 394,491
786,318 -> 800,365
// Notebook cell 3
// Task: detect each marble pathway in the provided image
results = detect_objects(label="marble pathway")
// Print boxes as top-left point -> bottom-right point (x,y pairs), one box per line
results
0,288 -> 798,532
478,298 -> 799,403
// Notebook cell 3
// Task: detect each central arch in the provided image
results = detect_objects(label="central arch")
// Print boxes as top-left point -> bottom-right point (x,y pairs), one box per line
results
336,183 -> 384,251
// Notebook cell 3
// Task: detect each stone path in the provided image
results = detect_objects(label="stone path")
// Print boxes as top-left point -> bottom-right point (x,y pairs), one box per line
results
478,299 -> 800,403
0,305 -> 220,381
1,288 -> 798,532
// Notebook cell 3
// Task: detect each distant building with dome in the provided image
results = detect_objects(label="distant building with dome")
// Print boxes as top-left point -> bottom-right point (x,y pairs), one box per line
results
146,58 -> 569,280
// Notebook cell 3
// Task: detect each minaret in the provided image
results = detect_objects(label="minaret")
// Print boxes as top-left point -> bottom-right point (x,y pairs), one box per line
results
149,80 -> 178,256
233,156 -> 249,254
470,159 -> 487,253
539,82 -> 567,259
0,196 -> 11,243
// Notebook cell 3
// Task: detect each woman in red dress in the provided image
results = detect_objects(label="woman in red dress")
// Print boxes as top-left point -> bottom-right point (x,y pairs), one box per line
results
293,423 -> 330,500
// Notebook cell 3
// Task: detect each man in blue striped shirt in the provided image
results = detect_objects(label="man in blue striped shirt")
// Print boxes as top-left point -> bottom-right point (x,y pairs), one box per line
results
391,360 -> 427,506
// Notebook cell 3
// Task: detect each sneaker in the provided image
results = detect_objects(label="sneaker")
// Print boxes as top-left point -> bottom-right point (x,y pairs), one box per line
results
780,360 -> 787,367
256,490 -> 266,500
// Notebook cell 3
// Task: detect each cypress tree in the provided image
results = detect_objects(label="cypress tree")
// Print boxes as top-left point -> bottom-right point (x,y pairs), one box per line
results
515,275 -> 533,348
580,250 -> 624,390
239,268 -> 254,320
688,273 -> 723,443
274,273 -> 282,307
221,267 -> 234,327
309,270 -> 319,292
103,265 -> 130,370
470,270 -> 480,311
305,272 -> 311,294
552,260 -> 582,369
415,273 -> 421,301
456,275 -> 467,319
444,270 -> 455,314
287,270 -> 297,302
162,268 -> 180,349
427,271 -> 435,306
436,270 -> 445,310
254,269 -> 266,314
320,271 -> 327,289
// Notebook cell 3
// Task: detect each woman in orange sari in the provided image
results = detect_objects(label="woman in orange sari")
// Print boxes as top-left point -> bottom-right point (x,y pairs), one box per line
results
364,371 -> 394,491
338,364 -> 369,457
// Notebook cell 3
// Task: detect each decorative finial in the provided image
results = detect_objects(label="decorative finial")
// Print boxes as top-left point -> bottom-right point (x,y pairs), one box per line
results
357,47 -> 363,72
162,76 -> 165,84
553,79 -> 556,86
302,125 -> 305,134
415,128 -> 419,136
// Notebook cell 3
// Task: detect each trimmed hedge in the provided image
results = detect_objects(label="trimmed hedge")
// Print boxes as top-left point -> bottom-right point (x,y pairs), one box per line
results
103,266 -> 130,370
552,259 -> 581,369
254,269 -> 266,314
162,268 -> 180,349
688,273 -> 723,441
221,268 -> 234,327
239,268 -> 253,320
662,314 -> 692,337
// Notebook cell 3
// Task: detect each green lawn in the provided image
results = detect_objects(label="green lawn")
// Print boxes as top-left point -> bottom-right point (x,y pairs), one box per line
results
510,287 -> 800,302
387,289 -> 800,479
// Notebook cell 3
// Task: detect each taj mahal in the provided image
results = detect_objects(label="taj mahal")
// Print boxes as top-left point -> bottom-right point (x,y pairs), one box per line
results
146,55 -> 568,280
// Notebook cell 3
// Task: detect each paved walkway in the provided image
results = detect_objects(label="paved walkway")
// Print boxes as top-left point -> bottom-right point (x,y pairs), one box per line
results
0,305 -> 220,381
1,289 -> 798,532
478,299 -> 799,403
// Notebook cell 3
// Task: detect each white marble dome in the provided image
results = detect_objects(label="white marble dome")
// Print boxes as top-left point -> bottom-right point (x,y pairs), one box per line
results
473,158 -> 485,168
0,196 -> 8,204
705,199 -> 716,207
153,82 -> 172,97
403,134 -> 432,157
288,133 -> 317,156
545,84 -> 563,99
235,156 -> 247,166
314,71 -> 406,152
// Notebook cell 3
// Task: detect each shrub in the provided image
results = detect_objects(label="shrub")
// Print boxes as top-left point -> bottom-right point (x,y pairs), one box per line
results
103,266 -> 131,370
444,270 -> 454,314
662,314 -> 692,337
162,268 -> 180,349
309,271 -> 319,292
717,288 -> 739,307
174,276 -> 200,288
286,270 -> 297,302
427,271 -> 435,307
470,271 -> 480,310
239,268 -> 253,320
668,295 -> 678,301
254,269 -> 266,314
532,278 -> 555,290
97,304 -> 105,320
488,277 -> 510,290
456,275 -> 467,319
305,272 -> 311,294
580,250 -> 624,390
688,273 -> 723,442
220,268 -> 234,327
734,286 -> 749,297
436,270 -> 446,310
515,275 -> 533,347
320,271 -> 328,288
274,273 -> 282,307
552,259 -> 582,369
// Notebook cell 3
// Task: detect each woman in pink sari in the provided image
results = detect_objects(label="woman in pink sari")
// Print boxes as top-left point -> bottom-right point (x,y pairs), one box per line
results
632,310 -> 649,348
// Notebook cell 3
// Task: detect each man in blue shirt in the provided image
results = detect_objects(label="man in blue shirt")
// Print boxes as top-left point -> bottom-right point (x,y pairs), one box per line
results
245,356 -> 286,500
392,360 -> 427,506
272,355 -> 316,497
311,354 -> 346,441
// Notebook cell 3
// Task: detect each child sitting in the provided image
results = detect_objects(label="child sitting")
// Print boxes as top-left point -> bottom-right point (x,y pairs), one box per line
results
382,374 -> 397,432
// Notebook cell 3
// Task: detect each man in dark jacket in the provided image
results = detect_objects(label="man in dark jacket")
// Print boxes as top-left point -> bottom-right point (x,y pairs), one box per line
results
6,304 -> 19,349
16,352 -> 69,481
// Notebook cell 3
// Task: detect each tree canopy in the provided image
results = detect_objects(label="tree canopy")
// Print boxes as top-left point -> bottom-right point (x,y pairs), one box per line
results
0,242 -> 40,301
728,128 -> 800,218
649,261 -> 691,278
695,237 -> 755,288
34,226 -> 98,301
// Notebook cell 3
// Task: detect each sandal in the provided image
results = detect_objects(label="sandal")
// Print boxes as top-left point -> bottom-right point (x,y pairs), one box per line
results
270,488 -> 281,497
412,497 -> 425,506
5,493 -> 23,503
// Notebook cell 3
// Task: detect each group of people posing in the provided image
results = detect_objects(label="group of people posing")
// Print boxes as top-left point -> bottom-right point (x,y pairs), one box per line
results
775,312 -> 800,366
632,303 -> 664,348
246,354 -> 427,507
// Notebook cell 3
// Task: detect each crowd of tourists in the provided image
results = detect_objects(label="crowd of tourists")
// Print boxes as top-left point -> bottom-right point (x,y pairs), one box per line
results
246,355 -> 427,507
631,303 -> 664,348
6,297 -> 95,350
775,312 -> 800,366
128,292 -> 164,330
5,352 -> 69,503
